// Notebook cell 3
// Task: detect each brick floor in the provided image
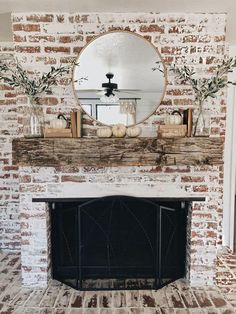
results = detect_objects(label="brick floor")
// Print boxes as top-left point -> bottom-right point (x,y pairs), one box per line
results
0,250 -> 236,313
216,247 -> 236,310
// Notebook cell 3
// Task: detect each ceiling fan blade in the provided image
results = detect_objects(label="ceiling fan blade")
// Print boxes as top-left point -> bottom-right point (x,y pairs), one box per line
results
78,89 -> 104,92
115,89 -> 141,92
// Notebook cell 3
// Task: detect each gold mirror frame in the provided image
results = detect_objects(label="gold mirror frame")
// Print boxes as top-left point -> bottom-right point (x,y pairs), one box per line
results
72,30 -> 167,127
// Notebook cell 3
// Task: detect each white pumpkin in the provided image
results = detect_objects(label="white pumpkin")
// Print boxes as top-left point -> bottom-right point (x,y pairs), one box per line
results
97,127 -> 112,138
112,124 -> 126,138
165,111 -> 183,125
126,126 -> 141,137
50,117 -> 67,129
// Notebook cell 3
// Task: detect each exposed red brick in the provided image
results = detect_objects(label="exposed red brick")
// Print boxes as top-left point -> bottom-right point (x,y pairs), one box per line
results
161,46 -> 189,55
159,100 -> 172,106
59,35 -> 83,43
26,14 -> 54,23
4,92 -> 17,98
193,185 -> 208,192
28,35 -> 56,43
107,26 -> 131,33
61,175 -> 86,183
183,35 -> 199,43
72,47 -> 83,55
15,46 -> 40,53
173,99 -> 193,106
13,24 -> 40,32
181,176 -> 205,183
143,35 -> 152,42
13,35 -> 27,42
85,35 -> 97,43
44,46 -> 70,54
167,88 -> 193,96
162,56 -> 174,64
140,24 -> 164,33
164,166 -> 191,173
37,97 -> 58,106
0,99 -> 17,105
0,84 -> 14,91
3,166 -> 18,171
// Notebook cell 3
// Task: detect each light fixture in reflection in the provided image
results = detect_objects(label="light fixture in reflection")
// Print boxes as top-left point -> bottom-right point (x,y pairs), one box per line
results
100,94 -> 119,103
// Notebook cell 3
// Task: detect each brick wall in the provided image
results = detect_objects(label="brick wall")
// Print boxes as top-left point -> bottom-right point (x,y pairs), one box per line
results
0,12 -> 227,286
0,43 -> 20,251
11,12 -> 227,136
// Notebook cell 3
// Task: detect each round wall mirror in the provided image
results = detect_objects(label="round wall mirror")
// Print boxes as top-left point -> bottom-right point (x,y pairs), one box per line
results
73,31 -> 166,126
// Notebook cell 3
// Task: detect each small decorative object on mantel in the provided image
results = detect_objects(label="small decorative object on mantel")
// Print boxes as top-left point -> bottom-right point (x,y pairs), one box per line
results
49,114 -> 68,129
170,58 -> 236,136
112,124 -> 127,138
164,110 -> 183,125
97,127 -> 112,138
159,110 -> 186,138
126,126 -> 142,138
70,110 -> 82,138
158,125 -> 187,138
44,114 -> 72,138
183,108 -> 193,137
44,128 -> 72,138
0,58 -> 81,138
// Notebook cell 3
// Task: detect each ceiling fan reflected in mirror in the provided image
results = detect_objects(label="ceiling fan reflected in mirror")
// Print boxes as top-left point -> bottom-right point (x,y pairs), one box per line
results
78,72 -> 142,103
100,72 -> 119,103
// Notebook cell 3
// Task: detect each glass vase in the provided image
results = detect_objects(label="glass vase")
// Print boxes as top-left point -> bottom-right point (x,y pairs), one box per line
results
193,101 -> 209,137
23,97 -> 44,138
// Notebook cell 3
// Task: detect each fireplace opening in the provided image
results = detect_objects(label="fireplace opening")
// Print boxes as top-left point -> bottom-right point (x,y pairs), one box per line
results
50,196 -> 188,290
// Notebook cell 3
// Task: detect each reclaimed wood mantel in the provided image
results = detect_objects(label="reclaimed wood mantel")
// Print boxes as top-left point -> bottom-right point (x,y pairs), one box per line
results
12,137 -> 224,167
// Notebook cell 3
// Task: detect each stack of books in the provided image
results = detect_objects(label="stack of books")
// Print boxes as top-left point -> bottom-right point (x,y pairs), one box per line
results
183,108 -> 193,137
158,108 -> 193,138
44,128 -> 72,138
44,111 -> 82,138
70,111 -> 82,138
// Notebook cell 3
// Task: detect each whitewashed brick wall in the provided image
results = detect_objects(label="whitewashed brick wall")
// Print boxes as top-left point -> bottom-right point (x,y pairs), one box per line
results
0,12 -> 227,287
0,43 -> 20,251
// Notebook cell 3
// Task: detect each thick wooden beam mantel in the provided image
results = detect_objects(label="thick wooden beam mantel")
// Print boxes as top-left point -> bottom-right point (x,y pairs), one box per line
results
12,137 -> 224,167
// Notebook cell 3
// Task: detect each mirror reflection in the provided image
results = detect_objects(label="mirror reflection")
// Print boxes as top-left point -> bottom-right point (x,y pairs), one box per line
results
73,31 -> 166,126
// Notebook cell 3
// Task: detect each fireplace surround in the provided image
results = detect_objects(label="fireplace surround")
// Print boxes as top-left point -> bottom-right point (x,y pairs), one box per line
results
12,136 -> 223,288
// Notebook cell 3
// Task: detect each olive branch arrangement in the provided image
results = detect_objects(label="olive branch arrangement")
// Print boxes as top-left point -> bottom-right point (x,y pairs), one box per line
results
170,58 -> 236,104
0,58 -> 87,101
153,57 -> 236,135
169,58 -> 236,135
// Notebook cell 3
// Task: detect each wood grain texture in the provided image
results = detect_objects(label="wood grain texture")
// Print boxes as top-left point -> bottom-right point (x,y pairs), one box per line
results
12,137 -> 224,167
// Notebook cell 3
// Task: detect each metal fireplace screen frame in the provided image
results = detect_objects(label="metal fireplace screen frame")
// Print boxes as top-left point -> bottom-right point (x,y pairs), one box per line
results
50,196 -> 188,291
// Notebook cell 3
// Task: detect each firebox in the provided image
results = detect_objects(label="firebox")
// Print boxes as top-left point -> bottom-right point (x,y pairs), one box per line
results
49,195 -> 188,290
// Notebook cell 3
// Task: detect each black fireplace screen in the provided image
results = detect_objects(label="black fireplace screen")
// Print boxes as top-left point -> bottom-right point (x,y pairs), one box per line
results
50,196 -> 188,290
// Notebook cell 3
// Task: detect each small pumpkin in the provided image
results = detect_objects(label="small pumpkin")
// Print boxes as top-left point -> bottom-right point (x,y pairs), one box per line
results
165,110 -> 183,125
50,115 -> 67,129
126,126 -> 141,137
112,124 -> 126,138
97,127 -> 112,138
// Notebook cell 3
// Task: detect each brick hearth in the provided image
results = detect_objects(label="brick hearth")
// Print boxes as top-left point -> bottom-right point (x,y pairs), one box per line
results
0,250 -> 235,313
